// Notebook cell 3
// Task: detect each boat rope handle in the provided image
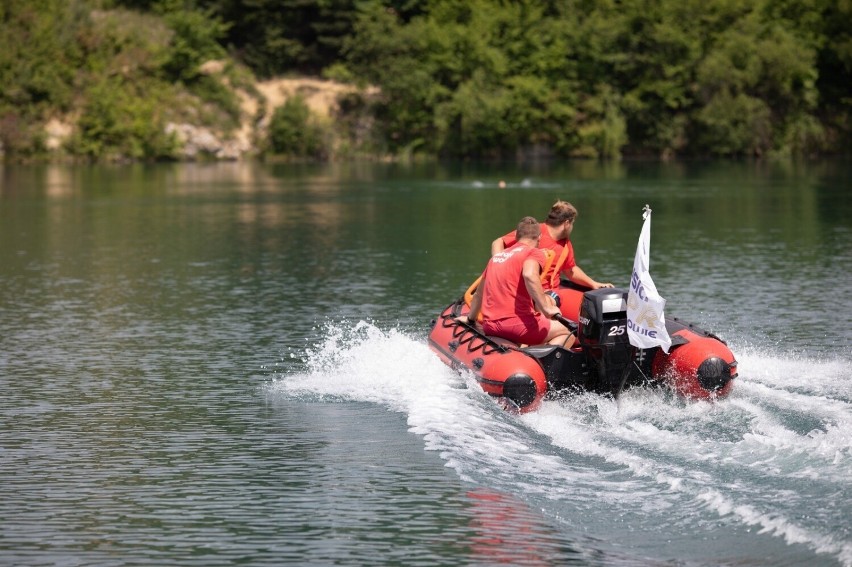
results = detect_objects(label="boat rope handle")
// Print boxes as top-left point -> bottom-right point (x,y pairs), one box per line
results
453,324 -> 509,355
439,304 -> 510,354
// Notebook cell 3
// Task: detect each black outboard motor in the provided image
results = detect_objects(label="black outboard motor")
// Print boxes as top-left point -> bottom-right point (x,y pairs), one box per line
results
578,288 -> 635,395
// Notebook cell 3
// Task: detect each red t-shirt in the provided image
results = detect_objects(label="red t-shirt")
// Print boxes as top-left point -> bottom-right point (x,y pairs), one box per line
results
499,222 -> 575,290
480,243 -> 547,322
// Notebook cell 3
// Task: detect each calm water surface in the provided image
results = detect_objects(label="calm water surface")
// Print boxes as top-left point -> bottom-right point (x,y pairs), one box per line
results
1,161 -> 850,566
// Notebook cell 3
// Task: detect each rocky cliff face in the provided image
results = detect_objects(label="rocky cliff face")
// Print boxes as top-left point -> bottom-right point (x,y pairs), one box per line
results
40,60 -> 370,161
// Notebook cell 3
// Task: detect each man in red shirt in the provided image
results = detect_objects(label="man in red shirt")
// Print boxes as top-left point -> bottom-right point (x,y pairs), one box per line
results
491,200 -> 613,292
459,217 -> 572,346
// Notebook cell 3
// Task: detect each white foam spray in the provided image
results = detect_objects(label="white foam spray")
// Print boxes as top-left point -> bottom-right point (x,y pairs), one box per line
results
271,321 -> 852,566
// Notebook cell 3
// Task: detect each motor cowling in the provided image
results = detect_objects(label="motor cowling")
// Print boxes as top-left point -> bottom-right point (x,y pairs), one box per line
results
578,288 -> 634,394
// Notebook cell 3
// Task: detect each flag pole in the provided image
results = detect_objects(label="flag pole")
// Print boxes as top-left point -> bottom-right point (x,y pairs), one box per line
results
627,204 -> 672,354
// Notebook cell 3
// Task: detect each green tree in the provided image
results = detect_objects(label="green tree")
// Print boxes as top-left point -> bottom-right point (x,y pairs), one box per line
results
0,0 -> 86,154
3,0 -> 848,160
343,2 -> 444,154
199,0 -> 359,77
693,3 -> 821,155
158,5 -> 228,83
345,0 -> 590,158
768,0 -> 852,151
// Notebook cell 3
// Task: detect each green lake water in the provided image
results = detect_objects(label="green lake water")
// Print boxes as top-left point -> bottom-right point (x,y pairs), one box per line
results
1,160 -> 850,565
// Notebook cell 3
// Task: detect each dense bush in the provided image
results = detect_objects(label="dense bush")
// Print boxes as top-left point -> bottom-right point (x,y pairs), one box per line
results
70,76 -> 178,160
267,96 -> 328,159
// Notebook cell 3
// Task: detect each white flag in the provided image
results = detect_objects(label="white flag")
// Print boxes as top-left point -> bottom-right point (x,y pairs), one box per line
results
627,205 -> 672,353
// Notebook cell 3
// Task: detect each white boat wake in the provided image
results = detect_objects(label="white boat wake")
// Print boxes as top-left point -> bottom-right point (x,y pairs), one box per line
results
272,320 -> 852,566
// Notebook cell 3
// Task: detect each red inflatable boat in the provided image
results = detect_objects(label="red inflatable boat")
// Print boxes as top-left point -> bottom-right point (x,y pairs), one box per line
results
428,283 -> 738,412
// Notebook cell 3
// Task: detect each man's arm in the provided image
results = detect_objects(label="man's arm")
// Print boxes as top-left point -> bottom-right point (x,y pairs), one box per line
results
467,279 -> 484,322
523,259 -> 560,318
565,265 -> 613,289
490,236 -> 506,256
457,274 -> 485,326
